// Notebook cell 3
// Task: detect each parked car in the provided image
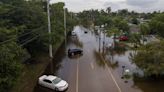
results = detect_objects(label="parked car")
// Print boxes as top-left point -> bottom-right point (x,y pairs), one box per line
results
68,49 -> 83,56
38,75 -> 68,91
119,36 -> 128,41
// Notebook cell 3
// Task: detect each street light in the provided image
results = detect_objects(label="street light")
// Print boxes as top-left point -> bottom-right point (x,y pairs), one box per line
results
47,0 -> 54,74
47,0 -> 53,58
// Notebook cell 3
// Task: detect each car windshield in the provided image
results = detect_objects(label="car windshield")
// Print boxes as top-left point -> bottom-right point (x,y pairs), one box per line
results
52,78 -> 62,84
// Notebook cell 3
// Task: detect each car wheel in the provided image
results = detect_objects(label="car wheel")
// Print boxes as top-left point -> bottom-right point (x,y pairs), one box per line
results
55,87 -> 58,91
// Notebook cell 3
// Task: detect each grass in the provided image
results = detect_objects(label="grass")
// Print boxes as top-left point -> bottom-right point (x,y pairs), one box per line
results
11,41 -> 64,92
11,54 -> 50,92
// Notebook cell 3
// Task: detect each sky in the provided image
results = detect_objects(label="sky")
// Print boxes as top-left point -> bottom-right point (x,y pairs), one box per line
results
50,0 -> 164,13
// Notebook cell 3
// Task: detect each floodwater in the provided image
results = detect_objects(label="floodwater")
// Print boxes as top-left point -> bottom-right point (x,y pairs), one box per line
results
33,26 -> 164,92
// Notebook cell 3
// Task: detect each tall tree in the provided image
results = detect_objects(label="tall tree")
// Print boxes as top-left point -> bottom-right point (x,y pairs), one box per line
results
106,7 -> 111,14
140,23 -> 150,43
131,41 -> 164,78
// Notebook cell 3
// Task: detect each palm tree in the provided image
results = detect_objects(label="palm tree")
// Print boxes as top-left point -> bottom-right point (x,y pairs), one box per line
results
106,7 -> 111,14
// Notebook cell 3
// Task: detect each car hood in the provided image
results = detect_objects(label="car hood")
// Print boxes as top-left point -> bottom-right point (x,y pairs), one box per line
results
55,80 -> 67,87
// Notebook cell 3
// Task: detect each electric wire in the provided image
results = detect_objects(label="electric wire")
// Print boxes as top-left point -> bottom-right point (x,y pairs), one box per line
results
0,27 -> 45,45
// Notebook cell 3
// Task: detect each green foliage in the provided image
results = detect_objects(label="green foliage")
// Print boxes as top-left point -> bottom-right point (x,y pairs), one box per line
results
140,23 -> 150,43
77,9 -> 129,35
0,42 -> 29,92
0,28 -> 16,42
106,7 -> 111,14
129,33 -> 141,47
149,13 -> 164,37
131,41 -> 164,77
77,10 -> 94,28
131,17 -> 139,25
107,27 -> 120,37
118,9 -> 128,16
0,0 -> 77,91
119,20 -> 129,32
140,23 -> 150,35
103,16 -> 129,33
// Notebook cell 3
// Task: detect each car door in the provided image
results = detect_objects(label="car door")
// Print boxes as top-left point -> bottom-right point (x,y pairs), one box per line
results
43,79 -> 54,89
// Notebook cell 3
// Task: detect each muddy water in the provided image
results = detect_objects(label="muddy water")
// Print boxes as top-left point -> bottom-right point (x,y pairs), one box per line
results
33,26 -> 164,92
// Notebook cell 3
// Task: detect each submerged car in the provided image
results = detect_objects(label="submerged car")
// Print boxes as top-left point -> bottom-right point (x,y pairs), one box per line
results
38,75 -> 68,91
68,49 -> 83,56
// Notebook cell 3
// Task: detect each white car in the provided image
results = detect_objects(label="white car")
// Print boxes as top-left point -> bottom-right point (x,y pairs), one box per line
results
38,75 -> 68,91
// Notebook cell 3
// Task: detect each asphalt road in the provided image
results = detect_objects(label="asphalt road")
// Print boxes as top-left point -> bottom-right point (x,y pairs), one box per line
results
34,26 -> 164,92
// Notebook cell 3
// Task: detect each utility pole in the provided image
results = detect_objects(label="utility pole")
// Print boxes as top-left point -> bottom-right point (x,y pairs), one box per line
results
98,29 -> 101,52
103,30 -> 106,53
64,7 -> 67,55
47,0 -> 53,58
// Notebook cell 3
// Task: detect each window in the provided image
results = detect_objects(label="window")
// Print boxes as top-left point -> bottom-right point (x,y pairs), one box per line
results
52,78 -> 61,84
43,79 -> 52,84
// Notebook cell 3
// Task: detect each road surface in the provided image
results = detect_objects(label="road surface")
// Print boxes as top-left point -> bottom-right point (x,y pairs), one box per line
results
33,26 -> 164,92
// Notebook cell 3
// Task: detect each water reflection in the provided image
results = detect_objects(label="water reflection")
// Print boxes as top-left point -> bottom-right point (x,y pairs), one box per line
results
93,49 -> 119,69
108,42 -> 127,55
68,36 -> 83,48
68,54 -> 83,59
34,26 -> 164,92
44,43 -> 66,75
133,77 -> 164,92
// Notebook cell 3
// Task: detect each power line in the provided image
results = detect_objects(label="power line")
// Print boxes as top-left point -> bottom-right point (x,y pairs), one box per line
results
19,30 -> 50,47
20,35 -> 39,46
0,37 -> 16,45
18,27 -> 44,38
0,27 -> 45,45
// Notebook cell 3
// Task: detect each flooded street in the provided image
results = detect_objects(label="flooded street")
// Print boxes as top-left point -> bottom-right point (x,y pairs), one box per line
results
33,26 -> 164,92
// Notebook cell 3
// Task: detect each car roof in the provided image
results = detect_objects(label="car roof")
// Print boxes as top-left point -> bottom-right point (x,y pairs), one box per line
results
45,75 -> 57,81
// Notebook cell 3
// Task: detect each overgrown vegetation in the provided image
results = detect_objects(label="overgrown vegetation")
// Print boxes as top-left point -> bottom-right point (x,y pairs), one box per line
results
0,0 -> 77,92
131,41 -> 164,77
77,7 -> 164,79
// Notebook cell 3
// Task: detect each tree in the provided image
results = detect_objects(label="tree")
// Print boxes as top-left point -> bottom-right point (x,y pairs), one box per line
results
106,7 -> 111,14
131,41 -> 164,78
149,13 -> 164,37
0,1 -> 77,91
118,9 -> 128,16
107,27 -> 120,37
131,17 -> 139,25
112,16 -> 129,32
0,42 -> 29,92
140,23 -> 150,44
129,33 -> 141,48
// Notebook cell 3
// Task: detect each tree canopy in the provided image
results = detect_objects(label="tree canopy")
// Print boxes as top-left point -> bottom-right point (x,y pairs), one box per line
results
149,13 -> 164,37
0,0 -> 77,91
131,41 -> 164,77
